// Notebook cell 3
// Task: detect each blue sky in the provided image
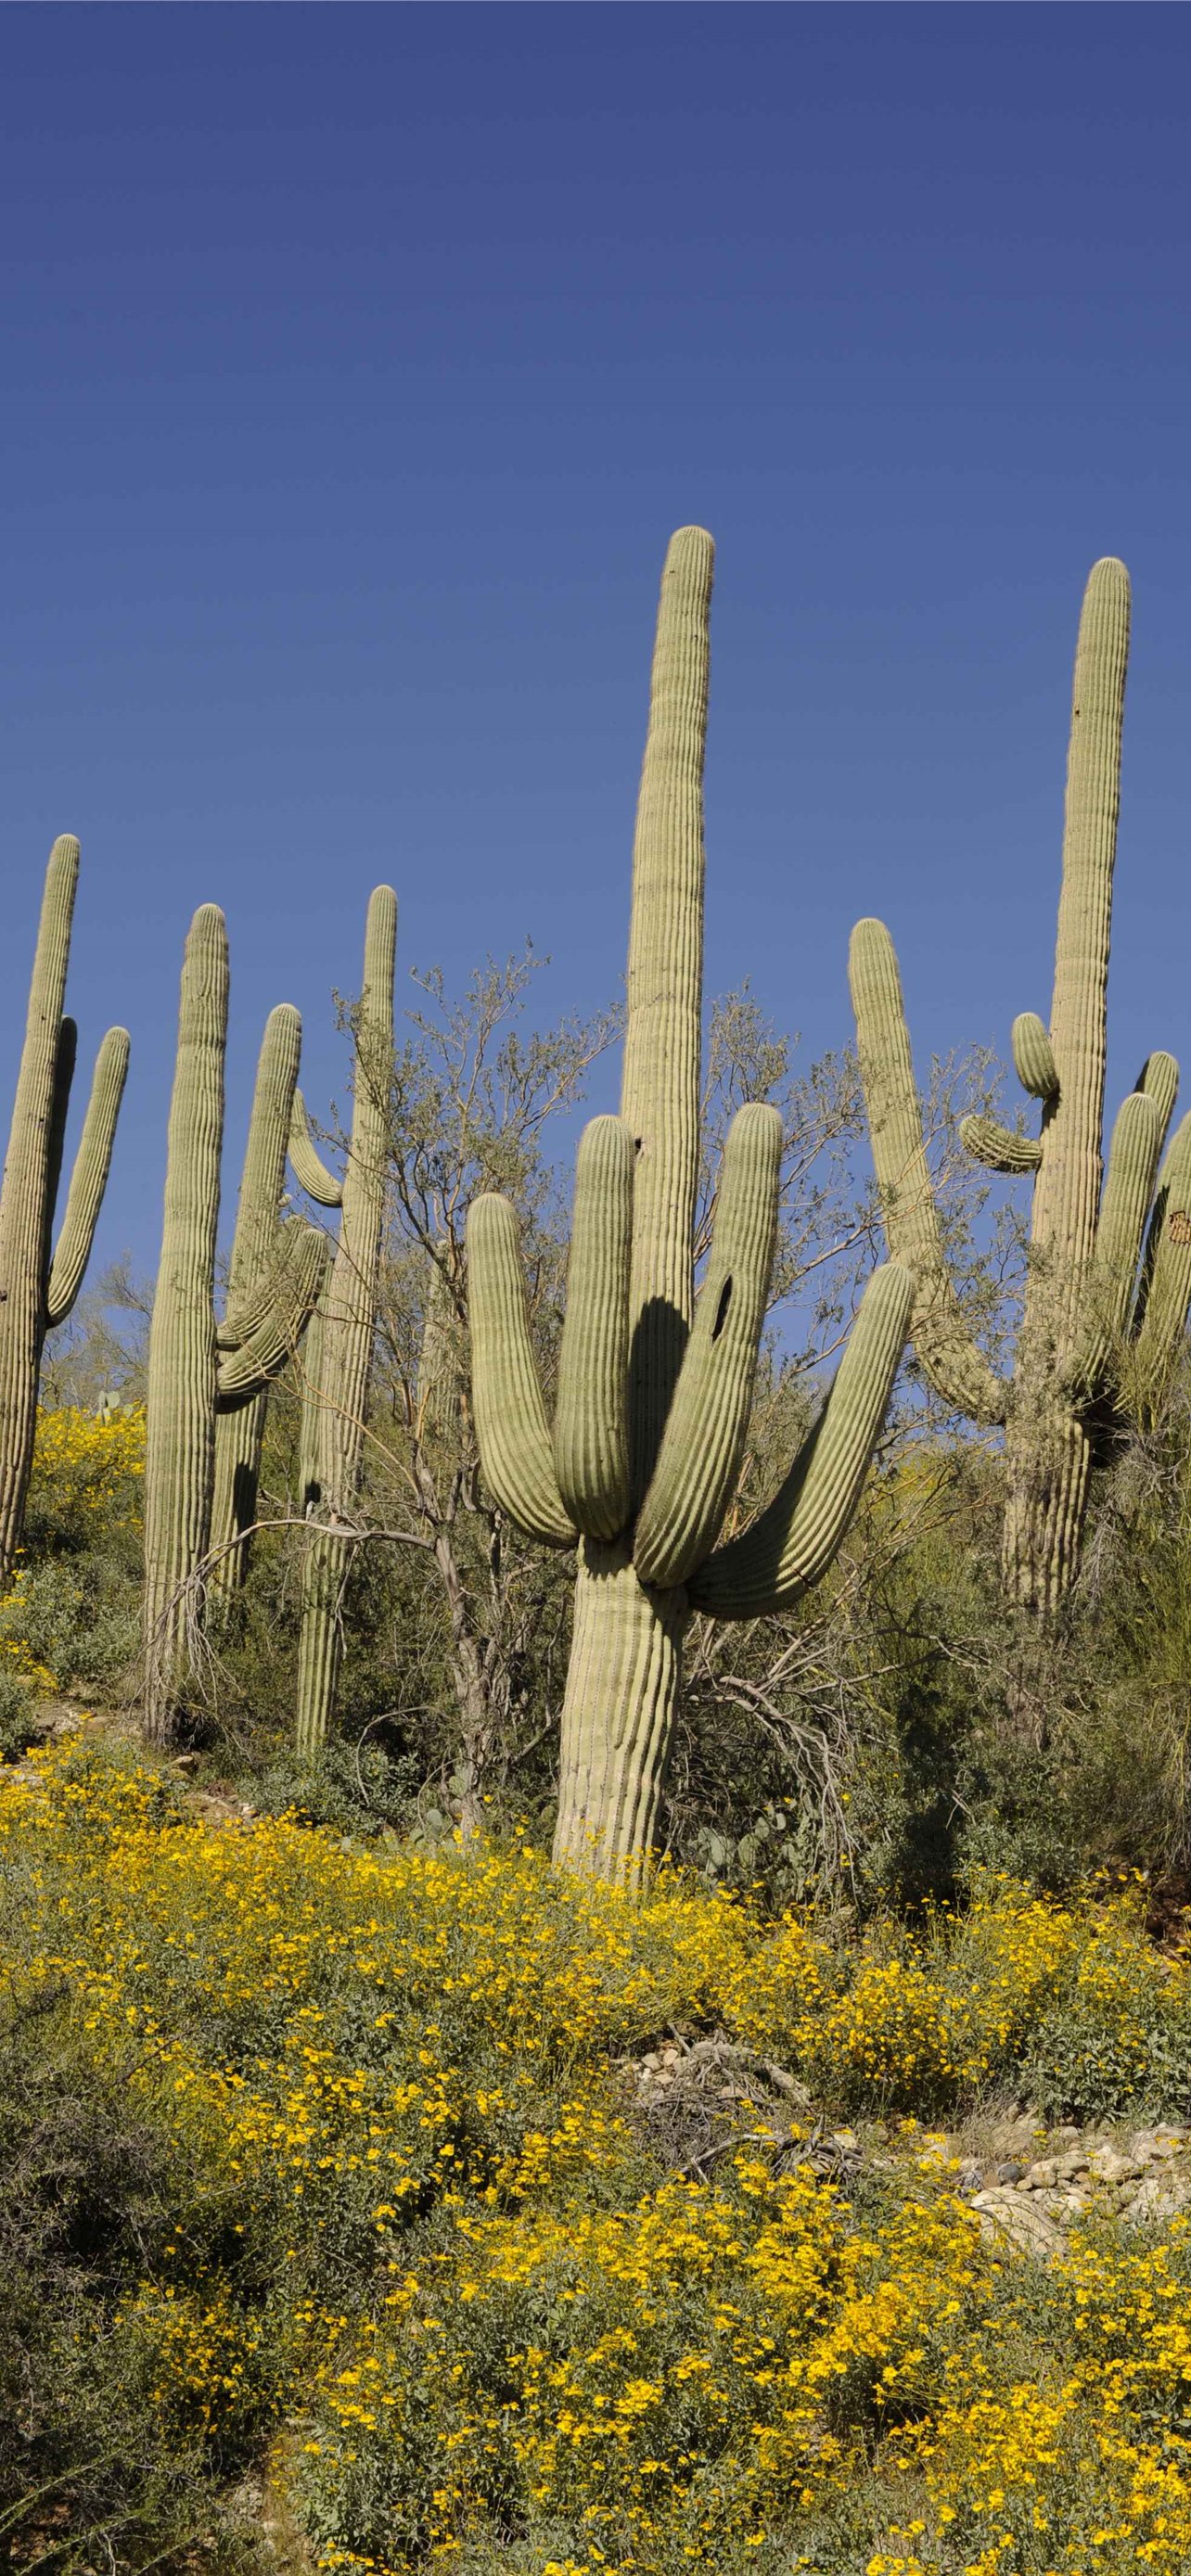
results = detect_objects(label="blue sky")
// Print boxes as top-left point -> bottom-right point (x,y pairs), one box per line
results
4,4 -> 1191,1283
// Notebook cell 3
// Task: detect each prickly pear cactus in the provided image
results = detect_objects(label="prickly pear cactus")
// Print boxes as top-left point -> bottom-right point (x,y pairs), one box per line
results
849,559 -> 1190,1613
467,530 -> 912,1881
0,837 -> 129,1580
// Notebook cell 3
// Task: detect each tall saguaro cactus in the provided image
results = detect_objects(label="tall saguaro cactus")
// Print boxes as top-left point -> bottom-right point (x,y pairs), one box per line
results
0,836 -> 129,1578
849,558 -> 1191,1613
143,909 -> 328,1739
467,529 -> 912,1882
292,886 -> 397,1756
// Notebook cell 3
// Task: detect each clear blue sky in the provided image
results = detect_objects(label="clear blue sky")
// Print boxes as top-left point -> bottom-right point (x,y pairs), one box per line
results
4,4 -> 1191,1282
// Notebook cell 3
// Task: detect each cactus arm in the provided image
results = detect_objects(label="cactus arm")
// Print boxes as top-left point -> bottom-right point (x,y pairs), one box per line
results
1030,557 -> 1130,1311
688,1261 -> 913,1618
1066,1090 -> 1161,1398
216,1223 -> 329,1409
959,1115 -> 1043,1175
467,1192 -> 575,1547
1012,1014 -> 1059,1102
634,1102 -> 782,1588
288,1087 -> 344,1207
552,1116 -> 634,1541
1132,1111 -> 1191,1397
295,886 -> 397,1755
45,1027 -> 131,1327
621,527 -> 713,1502
849,918 -> 1005,1425
1137,1050 -> 1179,1154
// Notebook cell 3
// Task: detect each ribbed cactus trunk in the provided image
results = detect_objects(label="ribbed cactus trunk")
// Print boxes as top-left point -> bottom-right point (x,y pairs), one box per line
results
0,836 -> 129,1580
1002,559 -> 1130,1609
294,887 -> 397,1756
210,1004 -> 303,1597
143,906 -> 228,1741
552,529 -> 711,1875
144,918 -> 327,1741
467,529 -> 911,1883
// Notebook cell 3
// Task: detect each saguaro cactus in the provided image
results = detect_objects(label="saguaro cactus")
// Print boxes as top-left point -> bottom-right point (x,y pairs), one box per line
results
467,529 -> 912,1882
0,836 -> 129,1579
849,558 -> 1191,1613
143,908 -> 328,1738
292,886 -> 397,1756
209,1004 -> 304,1596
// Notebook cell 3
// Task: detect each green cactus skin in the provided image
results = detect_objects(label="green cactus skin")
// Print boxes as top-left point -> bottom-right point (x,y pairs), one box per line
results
851,560 -> 1189,1614
553,1117 -> 634,1540
210,1005 -> 303,1598
958,1115 -> 1044,1176
467,530 -> 912,1882
143,907 -> 229,1741
1133,1112 -> 1191,1417
1012,1014 -> 1060,1103
144,912 -> 327,1738
294,886 -> 397,1758
288,1090 -> 344,1207
634,1103 -> 782,1588
849,917 -> 1006,1426
0,836 -> 129,1579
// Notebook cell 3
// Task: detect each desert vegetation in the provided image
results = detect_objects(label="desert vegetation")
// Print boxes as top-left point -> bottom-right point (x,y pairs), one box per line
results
3,530 -> 1191,2570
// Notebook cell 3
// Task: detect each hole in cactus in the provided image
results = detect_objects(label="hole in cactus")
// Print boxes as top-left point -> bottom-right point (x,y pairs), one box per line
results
711,1277 -> 733,1340
634,1136 -> 643,1154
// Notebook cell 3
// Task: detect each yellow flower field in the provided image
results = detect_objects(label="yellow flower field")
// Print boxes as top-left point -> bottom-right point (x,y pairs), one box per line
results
2,1734 -> 1190,2572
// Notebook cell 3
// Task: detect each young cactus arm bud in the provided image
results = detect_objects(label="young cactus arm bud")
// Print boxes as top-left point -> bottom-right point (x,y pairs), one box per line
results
467,1192 -> 576,1548
687,1261 -> 914,1619
634,1103 -> 782,1588
553,1116 -> 634,1541
1012,1014 -> 1059,1103
1133,1112 -> 1191,1392
959,1115 -> 1043,1175
288,1089 -> 344,1207
849,919 -> 1005,1425
1066,1090 -> 1161,1400
45,1027 -> 131,1327
1137,1050 -> 1179,1155
216,1222 -> 329,1409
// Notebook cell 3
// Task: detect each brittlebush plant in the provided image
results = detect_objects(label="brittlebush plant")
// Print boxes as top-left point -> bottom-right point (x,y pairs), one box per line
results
4,1738 -> 1191,2570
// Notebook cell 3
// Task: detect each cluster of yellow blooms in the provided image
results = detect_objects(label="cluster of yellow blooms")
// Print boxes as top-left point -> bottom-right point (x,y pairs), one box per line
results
27,1400 -> 147,1510
2,1736 -> 1189,2574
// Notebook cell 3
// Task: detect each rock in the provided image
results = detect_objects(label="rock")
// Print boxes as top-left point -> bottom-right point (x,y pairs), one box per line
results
1050,2124 -> 1082,2148
1023,2159 -> 1057,2189
1124,2168 -> 1191,2227
995,2160 -> 1026,2185
1089,2150 -> 1142,2186
970,2187 -> 1064,2256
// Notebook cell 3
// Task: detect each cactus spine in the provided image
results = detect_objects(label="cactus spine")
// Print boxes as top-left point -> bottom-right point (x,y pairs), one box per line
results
143,911 -> 327,1739
467,530 -> 912,1882
293,886 -> 397,1756
850,559 -> 1188,1613
0,836 -> 129,1578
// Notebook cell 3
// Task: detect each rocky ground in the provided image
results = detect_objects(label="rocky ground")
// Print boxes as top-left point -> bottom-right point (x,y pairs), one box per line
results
628,2033 -> 1191,2253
